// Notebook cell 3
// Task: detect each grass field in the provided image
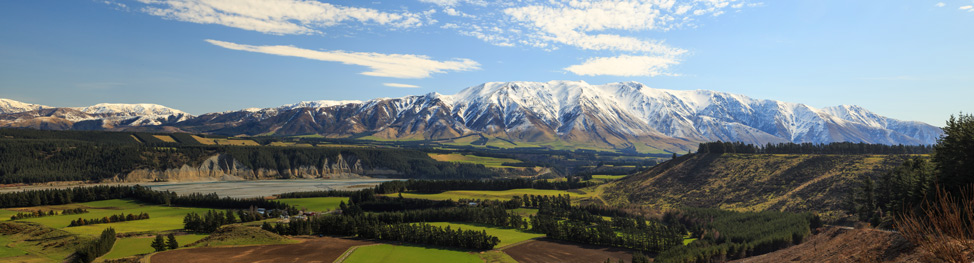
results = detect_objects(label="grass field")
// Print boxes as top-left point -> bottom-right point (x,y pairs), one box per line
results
427,153 -> 524,168
189,225 -> 298,247
0,235 -> 28,258
427,222 -> 542,248
591,175 -> 628,181
393,188 -> 593,203
343,244 -> 481,263
6,199 -> 210,237
276,197 -> 348,212
101,234 -> 207,260
478,250 -> 519,263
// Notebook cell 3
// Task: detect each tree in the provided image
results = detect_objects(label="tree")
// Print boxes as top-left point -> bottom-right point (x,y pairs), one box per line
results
151,235 -> 167,252
933,113 -> 974,191
166,233 -> 179,249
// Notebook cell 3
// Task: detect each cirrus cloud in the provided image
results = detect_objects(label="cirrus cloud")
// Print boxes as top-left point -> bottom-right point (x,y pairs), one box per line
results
137,0 -> 428,35
564,55 -> 679,77
205,39 -> 480,78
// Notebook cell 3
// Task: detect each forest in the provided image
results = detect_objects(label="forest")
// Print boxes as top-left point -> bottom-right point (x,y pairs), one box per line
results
695,141 -> 933,155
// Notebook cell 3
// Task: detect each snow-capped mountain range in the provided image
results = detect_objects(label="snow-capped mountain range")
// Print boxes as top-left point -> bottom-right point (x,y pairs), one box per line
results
0,81 -> 942,152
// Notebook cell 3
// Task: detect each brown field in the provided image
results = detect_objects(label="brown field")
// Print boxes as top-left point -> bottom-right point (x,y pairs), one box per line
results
150,236 -> 376,263
503,238 -> 635,263
189,135 -> 216,145
152,135 -> 177,143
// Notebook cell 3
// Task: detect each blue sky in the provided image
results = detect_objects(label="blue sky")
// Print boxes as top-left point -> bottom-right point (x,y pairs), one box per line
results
0,0 -> 971,126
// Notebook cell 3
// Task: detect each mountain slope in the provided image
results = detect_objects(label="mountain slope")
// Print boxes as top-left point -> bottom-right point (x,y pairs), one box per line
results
0,98 -> 52,114
601,153 -> 911,218
0,81 -> 942,152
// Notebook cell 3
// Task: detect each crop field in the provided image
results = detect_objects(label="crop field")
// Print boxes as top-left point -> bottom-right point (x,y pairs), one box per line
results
5,199 -> 210,236
152,135 -> 178,143
395,188 -> 593,203
503,238 -> 635,263
343,244 -> 481,263
188,225 -> 298,247
591,175 -> 627,181
427,222 -> 543,248
101,234 -> 207,260
427,153 -> 524,168
277,197 -> 348,212
152,237 -> 375,263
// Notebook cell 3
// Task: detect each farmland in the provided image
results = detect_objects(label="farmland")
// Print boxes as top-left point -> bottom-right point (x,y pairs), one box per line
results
427,222 -> 543,248
8,199 -> 210,236
101,234 -> 207,260
342,244 -> 482,263
277,197 -> 348,212
427,153 -> 525,168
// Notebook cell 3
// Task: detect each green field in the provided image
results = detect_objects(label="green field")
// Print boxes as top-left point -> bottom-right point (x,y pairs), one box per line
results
591,175 -> 627,181
0,236 -> 28,258
277,197 -> 348,211
343,244 -> 481,263
6,199 -> 210,236
427,153 -> 524,168
393,188 -> 592,202
427,222 -> 542,248
189,225 -> 298,247
101,234 -> 207,260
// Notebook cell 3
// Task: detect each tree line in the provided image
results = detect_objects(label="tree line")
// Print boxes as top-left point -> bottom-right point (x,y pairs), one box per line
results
10,208 -> 87,220
183,208 -> 268,233
72,228 -> 116,263
68,213 -> 149,227
696,141 -> 933,155
0,185 -> 292,212
262,220 -> 500,250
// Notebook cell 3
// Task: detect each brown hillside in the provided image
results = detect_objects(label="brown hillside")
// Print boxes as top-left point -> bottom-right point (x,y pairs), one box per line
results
602,153 -> 912,218
734,227 -> 919,263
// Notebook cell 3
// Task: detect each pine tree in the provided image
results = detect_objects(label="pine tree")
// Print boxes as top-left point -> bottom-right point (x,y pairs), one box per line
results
166,233 -> 179,249
151,235 -> 167,252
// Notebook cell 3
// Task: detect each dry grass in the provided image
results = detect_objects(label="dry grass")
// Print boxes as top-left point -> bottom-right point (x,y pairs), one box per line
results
895,186 -> 974,262
153,135 -> 178,143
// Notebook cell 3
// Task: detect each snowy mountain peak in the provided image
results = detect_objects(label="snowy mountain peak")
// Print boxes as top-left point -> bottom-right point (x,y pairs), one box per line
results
76,103 -> 188,117
282,100 -> 364,110
0,98 -> 52,114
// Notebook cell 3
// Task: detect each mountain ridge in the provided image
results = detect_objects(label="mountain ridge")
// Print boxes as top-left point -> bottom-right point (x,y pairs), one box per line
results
0,81 -> 942,152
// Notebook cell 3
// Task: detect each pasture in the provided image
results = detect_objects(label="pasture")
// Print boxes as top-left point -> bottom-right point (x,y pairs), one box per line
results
101,234 -> 207,260
342,244 -> 481,263
427,222 -> 542,248
6,199 -> 210,236
427,153 -> 524,168
276,197 -> 348,212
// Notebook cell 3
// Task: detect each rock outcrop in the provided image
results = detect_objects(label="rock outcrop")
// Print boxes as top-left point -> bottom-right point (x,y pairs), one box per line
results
116,154 -> 388,182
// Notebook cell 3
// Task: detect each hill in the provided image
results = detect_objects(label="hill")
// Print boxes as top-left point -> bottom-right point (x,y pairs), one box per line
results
734,227 -> 919,263
601,153 -> 914,219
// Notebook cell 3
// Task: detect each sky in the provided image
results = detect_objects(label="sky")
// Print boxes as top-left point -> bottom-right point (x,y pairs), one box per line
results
0,0 -> 971,126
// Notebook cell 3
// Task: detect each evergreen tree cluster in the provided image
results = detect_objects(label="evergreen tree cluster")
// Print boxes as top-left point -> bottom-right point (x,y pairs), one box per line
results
151,234 -> 179,252
183,208 -> 266,233
656,208 -> 819,263
263,220 -> 500,250
696,141 -> 933,155
68,213 -> 149,227
10,208 -> 87,220
0,185 -> 292,211
73,227 -> 116,263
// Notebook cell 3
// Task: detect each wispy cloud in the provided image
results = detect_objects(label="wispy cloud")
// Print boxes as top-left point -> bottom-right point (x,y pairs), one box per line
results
205,40 -> 479,79
936,2 -> 946,7
137,0 -> 428,35
383,83 -> 421,88
564,55 -> 679,77
961,5 -> 974,11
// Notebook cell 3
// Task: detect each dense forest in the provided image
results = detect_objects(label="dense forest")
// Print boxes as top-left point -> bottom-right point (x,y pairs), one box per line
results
0,129 -> 505,184
696,141 -> 933,155
73,228 -> 116,263
0,185 -> 292,211
373,177 -> 598,194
